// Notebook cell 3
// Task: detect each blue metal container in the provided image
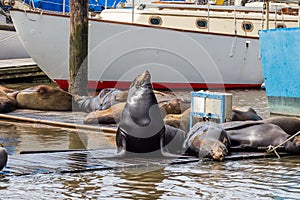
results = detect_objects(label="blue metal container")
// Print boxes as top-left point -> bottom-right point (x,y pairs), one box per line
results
259,27 -> 300,116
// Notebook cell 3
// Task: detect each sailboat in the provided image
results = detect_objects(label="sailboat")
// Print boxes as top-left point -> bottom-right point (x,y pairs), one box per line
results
9,0 -> 300,90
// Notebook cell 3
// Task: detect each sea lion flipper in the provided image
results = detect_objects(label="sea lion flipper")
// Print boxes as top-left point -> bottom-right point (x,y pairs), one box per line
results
160,137 -> 192,159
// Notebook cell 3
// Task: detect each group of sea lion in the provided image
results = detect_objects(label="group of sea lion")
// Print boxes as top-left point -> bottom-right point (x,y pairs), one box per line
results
0,70 -> 300,169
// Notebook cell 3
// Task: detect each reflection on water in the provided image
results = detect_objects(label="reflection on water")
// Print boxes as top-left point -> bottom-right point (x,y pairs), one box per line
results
1,157 -> 300,199
0,89 -> 300,198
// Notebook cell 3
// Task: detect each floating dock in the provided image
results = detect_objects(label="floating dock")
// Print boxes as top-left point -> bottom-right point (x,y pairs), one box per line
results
1,148 -> 291,176
0,109 -> 292,176
0,58 -> 49,82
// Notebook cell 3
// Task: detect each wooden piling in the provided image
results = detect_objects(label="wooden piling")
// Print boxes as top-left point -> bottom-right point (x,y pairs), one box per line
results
69,0 -> 89,96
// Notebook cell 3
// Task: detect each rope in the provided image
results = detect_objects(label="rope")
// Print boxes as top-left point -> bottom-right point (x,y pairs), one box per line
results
258,130 -> 300,158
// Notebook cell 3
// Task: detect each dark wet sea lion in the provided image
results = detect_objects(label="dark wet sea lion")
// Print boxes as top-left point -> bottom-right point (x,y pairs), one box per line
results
115,70 -> 188,157
262,116 -> 300,135
224,122 -> 300,153
231,107 -> 262,121
16,85 -> 73,111
75,88 -> 125,113
163,125 -> 187,155
183,122 -> 231,161
0,146 -> 8,170
116,70 -> 167,156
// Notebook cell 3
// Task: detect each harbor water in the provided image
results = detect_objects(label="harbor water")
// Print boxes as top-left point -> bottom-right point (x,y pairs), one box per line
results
0,87 -> 300,199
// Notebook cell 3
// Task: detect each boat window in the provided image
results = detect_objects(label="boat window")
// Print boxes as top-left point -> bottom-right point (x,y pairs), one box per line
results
149,16 -> 162,26
242,21 -> 254,32
196,19 -> 208,29
276,23 -> 286,29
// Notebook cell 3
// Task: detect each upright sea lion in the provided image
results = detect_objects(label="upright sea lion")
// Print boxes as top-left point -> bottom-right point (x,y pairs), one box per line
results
116,70 -> 167,156
183,122 -> 231,161
16,85 -> 73,111
115,70 -> 187,157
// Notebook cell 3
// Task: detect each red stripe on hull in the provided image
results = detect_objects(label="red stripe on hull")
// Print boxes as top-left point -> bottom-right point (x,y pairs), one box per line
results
54,79 -> 261,91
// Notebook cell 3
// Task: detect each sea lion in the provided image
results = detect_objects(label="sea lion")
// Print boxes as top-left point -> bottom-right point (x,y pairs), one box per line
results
183,122 -> 231,161
0,146 -> 8,170
0,89 -> 17,113
83,102 -> 126,124
16,85 -> 73,111
115,70 -> 187,157
84,98 -> 190,125
0,85 -> 15,93
164,108 -> 193,132
159,98 -> 190,117
75,88 -> 125,113
231,107 -> 262,121
262,116 -> 300,135
116,70 -> 167,156
220,121 -> 300,153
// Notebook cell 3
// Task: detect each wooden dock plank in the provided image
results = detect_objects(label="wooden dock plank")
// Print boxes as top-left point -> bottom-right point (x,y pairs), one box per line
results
0,58 -> 48,81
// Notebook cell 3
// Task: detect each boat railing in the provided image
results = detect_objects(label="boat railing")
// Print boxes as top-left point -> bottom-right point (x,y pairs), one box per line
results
138,1 -> 294,13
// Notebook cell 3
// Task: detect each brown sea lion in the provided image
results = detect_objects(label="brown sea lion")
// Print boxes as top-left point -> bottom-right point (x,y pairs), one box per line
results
164,108 -> 193,132
16,85 -> 73,111
0,85 -> 15,93
84,98 -> 190,125
183,122 -> 231,161
159,98 -> 190,117
83,102 -> 126,124
0,89 -> 17,113
262,116 -> 300,135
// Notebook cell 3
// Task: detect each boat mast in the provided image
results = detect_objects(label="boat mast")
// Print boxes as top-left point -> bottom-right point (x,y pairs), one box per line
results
266,0 -> 270,29
132,0 -> 135,23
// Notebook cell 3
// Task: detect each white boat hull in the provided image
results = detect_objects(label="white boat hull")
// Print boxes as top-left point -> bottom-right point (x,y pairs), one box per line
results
10,9 -> 263,90
0,29 -> 29,59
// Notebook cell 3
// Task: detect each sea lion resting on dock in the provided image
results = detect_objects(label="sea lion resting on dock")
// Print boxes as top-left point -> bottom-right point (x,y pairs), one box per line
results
115,70 -> 187,157
262,116 -> 300,135
83,98 -> 190,124
231,106 -> 262,121
164,106 -> 262,132
183,122 -> 231,161
75,88 -> 126,113
220,121 -> 300,153
15,85 -> 73,111
0,87 -> 18,113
